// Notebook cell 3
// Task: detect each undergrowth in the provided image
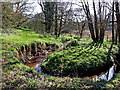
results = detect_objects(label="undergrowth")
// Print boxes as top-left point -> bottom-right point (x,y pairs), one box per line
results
1,28 -> 120,89
41,38 -> 119,77
1,28 -> 73,47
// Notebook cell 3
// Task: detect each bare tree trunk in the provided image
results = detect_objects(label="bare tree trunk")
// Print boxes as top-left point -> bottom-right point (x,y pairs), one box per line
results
77,19 -> 85,38
77,19 -> 81,38
115,1 -> 120,48
58,12 -> 63,37
88,17 -> 96,42
99,2 -> 107,43
99,2 -> 103,43
39,3 -> 48,33
93,0 -> 99,42
82,1 -> 96,42
112,1 -> 114,44
55,1 -> 58,37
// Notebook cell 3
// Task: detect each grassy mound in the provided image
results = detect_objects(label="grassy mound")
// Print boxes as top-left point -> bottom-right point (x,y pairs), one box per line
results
1,28 -> 73,63
1,28 -> 120,89
1,28 -> 73,47
41,38 -> 118,77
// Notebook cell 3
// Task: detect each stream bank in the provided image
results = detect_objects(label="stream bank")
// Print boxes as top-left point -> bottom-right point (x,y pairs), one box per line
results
16,39 -> 119,82
16,41 -> 60,67
2,28 -> 120,89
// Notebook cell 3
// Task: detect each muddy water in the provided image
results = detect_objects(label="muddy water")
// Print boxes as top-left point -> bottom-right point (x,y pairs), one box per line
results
34,63 -> 50,76
90,64 -> 117,81
25,41 -> 118,81
33,54 -> 117,81
25,41 -> 70,67
31,56 -> 117,81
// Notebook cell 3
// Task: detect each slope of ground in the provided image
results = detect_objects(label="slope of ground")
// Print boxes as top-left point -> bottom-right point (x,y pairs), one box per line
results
1,28 -> 120,89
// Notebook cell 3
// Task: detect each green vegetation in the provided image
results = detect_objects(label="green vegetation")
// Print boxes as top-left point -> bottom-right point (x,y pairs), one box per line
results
2,0 -> 120,89
1,28 -> 73,47
1,28 -> 120,89
41,38 -> 118,77
2,62 -> 120,89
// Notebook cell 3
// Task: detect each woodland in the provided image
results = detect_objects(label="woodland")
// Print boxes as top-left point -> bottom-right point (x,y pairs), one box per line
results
1,0 -> 120,89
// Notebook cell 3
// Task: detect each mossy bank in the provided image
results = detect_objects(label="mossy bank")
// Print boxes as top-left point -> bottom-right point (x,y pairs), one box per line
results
1,28 -> 120,89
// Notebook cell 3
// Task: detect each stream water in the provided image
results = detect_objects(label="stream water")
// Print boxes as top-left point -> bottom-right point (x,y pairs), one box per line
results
34,57 -> 117,82
91,64 -> 117,81
26,41 -> 118,81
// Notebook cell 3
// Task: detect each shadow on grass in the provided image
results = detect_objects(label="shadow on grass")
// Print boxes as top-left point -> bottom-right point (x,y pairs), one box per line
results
16,28 -> 33,32
107,43 -> 113,59
77,41 -> 102,55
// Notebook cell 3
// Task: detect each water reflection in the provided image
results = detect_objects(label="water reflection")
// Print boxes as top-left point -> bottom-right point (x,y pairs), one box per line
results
27,40 -> 117,81
107,64 -> 116,81
91,64 -> 117,81
34,64 -> 42,74
34,62 -> 117,82
34,63 -> 50,76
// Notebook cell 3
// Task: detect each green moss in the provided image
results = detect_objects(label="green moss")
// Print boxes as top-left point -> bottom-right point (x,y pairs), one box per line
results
48,77 -> 56,82
1,29 -> 61,47
1,28 -> 120,89
8,59 -> 21,64
41,39 -> 118,77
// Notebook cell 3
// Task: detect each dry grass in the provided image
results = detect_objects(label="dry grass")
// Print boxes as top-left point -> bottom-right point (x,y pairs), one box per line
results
73,30 -> 114,40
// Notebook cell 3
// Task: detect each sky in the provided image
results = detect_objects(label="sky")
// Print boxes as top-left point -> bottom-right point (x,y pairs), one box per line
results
31,2 -> 42,14
26,0 -> 115,15
27,0 -> 80,15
